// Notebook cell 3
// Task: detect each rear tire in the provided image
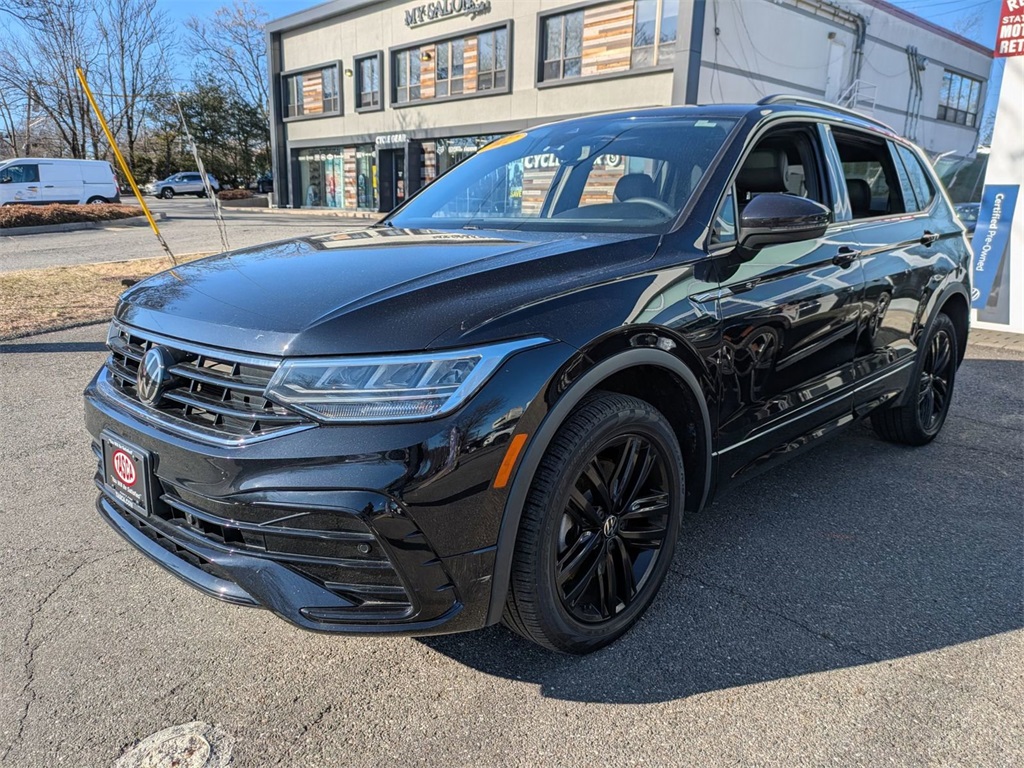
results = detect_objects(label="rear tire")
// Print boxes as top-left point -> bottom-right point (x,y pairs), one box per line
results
85,196 -> 107,205
159,188 -> 174,199
871,313 -> 958,446
503,391 -> 683,654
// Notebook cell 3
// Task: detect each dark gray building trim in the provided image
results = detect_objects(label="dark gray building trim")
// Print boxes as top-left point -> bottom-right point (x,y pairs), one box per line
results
684,0 -> 706,104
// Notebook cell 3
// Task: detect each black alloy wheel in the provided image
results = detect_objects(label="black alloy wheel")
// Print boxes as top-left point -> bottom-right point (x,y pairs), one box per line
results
160,187 -> 174,199
918,325 -> 954,433
872,312 -> 958,446
555,434 -> 671,624
504,392 -> 683,653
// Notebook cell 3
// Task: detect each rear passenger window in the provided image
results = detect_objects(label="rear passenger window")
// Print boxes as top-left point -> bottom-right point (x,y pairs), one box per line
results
895,145 -> 936,212
832,130 -> 905,219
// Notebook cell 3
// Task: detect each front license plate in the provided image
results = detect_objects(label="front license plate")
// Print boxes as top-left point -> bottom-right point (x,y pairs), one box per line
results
102,431 -> 151,515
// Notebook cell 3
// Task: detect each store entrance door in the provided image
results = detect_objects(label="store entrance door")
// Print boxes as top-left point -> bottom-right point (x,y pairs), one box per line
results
378,149 -> 406,212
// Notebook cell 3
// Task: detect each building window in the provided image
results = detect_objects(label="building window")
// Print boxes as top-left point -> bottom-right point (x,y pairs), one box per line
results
284,64 -> 340,118
543,10 -> 583,81
394,48 -> 421,103
435,39 -> 465,97
631,0 -> 678,67
541,1 -> 679,84
356,54 -> 381,110
476,28 -> 508,91
938,70 -> 982,127
393,26 -> 509,104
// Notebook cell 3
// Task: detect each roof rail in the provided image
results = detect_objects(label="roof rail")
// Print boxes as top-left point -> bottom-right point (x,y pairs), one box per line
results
757,94 -> 895,133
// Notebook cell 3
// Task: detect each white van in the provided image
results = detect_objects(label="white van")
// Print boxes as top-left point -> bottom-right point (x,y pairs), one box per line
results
0,158 -> 121,206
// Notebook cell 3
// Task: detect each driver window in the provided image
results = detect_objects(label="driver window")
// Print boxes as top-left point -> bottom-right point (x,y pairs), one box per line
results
1,164 -> 40,184
711,124 -> 826,246
735,127 -> 824,210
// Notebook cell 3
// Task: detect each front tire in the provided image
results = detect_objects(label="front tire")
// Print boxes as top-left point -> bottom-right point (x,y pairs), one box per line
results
871,313 -> 958,446
503,392 -> 683,653
159,188 -> 174,199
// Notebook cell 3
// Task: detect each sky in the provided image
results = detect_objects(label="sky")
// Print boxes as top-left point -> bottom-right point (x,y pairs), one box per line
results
160,0 -> 1006,121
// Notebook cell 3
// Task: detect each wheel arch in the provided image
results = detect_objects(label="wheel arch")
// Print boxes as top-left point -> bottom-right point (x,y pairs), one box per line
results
485,345 -> 713,625
939,289 -> 969,365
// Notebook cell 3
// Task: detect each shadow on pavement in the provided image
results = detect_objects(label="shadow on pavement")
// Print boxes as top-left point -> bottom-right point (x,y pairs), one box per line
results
420,357 -> 1024,703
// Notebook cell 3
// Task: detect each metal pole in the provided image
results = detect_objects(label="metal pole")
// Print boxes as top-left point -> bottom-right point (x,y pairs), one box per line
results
75,67 -> 176,265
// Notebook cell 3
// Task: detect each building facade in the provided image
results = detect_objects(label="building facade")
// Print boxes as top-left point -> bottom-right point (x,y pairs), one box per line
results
266,0 -> 992,211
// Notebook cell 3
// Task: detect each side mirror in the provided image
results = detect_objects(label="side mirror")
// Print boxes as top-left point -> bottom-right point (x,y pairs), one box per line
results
0,177 -> 11,184
738,193 -> 831,252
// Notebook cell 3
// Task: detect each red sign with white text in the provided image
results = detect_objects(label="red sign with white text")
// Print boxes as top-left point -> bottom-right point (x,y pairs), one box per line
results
996,0 -> 1024,57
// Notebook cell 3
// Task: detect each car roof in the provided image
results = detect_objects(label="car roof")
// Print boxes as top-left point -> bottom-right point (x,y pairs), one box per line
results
538,97 -> 898,142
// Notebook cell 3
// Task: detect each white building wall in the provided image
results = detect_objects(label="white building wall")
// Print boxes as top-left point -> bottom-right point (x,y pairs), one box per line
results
696,0 -> 991,156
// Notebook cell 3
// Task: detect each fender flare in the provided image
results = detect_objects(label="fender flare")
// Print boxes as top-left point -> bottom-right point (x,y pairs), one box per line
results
923,279 -> 971,356
485,347 -> 713,625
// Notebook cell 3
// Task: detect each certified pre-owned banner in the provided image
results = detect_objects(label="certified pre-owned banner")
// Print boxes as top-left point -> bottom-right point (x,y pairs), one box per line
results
971,184 -> 1020,309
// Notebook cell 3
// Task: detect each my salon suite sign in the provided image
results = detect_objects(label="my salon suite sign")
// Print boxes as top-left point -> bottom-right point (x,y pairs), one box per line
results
404,0 -> 492,28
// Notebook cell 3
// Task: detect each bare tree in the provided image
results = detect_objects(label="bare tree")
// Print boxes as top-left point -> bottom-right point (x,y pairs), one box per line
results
0,0 -> 101,158
0,0 -> 171,166
96,0 -> 171,170
185,0 -> 270,122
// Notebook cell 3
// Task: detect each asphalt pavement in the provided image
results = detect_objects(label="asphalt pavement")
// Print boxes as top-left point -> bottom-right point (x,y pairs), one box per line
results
0,197 -> 369,273
0,326 -> 1021,767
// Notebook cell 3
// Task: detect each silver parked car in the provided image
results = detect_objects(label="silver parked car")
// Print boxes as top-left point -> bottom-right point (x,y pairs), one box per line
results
145,172 -> 220,199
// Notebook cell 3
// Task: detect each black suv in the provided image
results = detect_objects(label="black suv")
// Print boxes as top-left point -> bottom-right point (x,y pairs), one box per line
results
85,97 -> 971,653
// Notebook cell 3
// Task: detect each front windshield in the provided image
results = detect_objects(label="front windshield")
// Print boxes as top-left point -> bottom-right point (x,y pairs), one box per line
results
387,116 -> 736,233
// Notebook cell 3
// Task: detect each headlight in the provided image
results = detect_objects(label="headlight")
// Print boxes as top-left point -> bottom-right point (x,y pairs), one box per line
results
265,338 -> 550,423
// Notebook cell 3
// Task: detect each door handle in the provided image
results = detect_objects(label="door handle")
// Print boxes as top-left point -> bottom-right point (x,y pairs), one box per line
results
44,185 -> 55,188
920,230 -> 939,246
832,247 -> 860,268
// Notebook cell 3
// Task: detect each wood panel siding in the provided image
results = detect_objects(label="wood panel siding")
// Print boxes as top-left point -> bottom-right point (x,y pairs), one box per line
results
464,36 -> 478,93
343,147 -> 357,210
582,1 -> 635,77
302,70 -> 324,114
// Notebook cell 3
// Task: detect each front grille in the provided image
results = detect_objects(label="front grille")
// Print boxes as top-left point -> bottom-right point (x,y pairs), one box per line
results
106,323 -> 308,439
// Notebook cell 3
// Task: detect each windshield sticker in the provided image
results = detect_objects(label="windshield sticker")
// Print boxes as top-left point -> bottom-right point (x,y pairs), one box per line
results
695,120 -> 718,128
479,132 -> 527,153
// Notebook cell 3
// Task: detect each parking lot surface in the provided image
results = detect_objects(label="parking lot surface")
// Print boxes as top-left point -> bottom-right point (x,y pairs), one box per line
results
0,325 -> 1021,767
0,197 -> 368,273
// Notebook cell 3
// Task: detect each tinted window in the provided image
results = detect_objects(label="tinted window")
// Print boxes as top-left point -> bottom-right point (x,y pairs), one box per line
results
895,144 -> 936,212
832,130 -> 905,219
0,164 -> 40,183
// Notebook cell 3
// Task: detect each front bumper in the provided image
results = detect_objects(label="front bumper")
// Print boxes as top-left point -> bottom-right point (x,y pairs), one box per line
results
84,340 -> 574,635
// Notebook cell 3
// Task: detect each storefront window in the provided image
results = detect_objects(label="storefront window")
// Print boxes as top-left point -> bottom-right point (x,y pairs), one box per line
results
435,135 -> 506,176
298,147 -> 344,208
355,144 -> 378,210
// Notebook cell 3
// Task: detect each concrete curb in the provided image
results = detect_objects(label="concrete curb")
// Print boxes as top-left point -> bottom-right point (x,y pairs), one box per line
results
0,212 -> 167,237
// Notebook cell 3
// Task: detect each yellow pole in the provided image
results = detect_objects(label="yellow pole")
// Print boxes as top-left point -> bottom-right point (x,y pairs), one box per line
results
75,67 -> 176,265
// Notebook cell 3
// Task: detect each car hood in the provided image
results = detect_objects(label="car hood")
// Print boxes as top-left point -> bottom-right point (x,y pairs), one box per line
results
116,227 -> 660,356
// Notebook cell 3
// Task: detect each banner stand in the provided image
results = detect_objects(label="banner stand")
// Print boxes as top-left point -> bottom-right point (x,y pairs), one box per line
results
971,1 -> 1024,334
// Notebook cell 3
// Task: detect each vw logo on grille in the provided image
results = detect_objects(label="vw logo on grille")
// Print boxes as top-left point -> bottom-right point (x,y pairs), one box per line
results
137,346 -> 176,406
